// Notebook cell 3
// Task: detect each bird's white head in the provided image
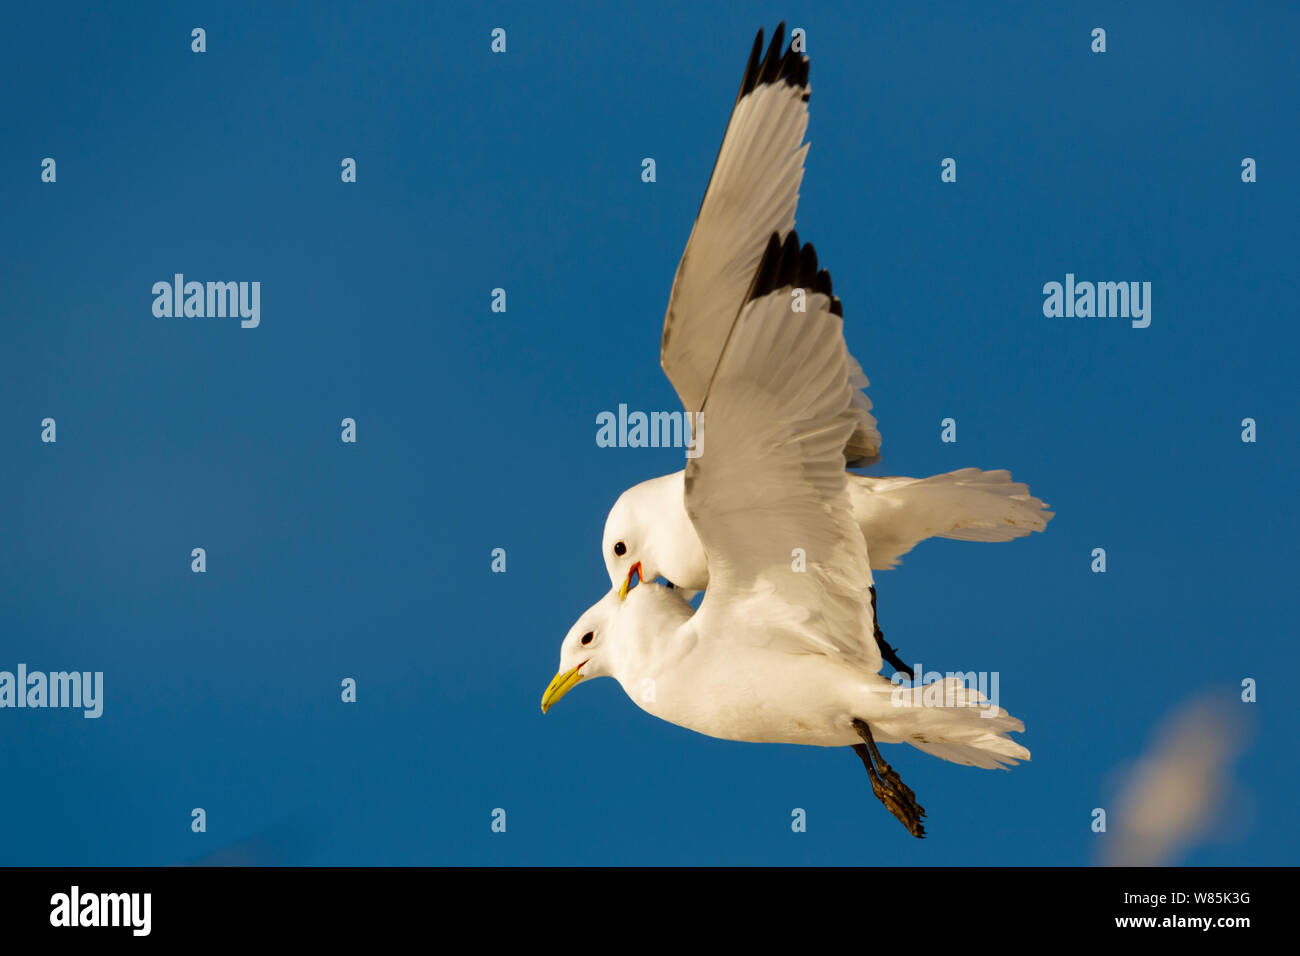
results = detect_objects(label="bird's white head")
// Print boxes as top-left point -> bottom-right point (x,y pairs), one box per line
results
540,588 -> 621,713
602,472 -> 697,600
541,582 -> 696,714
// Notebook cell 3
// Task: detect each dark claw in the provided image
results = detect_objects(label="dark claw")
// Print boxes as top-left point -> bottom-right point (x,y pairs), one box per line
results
869,775 -> 926,838
852,718 -> 926,838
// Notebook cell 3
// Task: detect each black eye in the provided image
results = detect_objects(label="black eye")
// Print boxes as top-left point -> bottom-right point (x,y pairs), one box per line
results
581,632 -> 594,646
614,542 -> 627,557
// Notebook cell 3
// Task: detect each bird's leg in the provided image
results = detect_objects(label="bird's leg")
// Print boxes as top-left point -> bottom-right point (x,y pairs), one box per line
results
870,586 -> 914,680
854,717 -> 918,804
851,718 -> 926,838
851,743 -> 925,838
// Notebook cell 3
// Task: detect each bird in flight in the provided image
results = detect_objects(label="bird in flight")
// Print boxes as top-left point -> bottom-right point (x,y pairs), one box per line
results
599,22 -> 1051,677
543,24 -> 1039,837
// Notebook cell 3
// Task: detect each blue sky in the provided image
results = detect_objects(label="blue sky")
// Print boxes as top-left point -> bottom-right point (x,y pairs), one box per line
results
0,0 -> 1295,865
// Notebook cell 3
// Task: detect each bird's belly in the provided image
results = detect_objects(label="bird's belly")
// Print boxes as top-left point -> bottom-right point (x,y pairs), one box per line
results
628,655 -> 867,747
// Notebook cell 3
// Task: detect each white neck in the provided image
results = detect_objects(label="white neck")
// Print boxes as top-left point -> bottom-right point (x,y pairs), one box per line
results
607,583 -> 696,689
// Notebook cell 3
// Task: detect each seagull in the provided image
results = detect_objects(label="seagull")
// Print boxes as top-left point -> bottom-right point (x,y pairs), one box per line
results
605,468 -> 1050,678
599,23 -> 1052,676
544,231 -> 1031,838
602,469 -> 1052,639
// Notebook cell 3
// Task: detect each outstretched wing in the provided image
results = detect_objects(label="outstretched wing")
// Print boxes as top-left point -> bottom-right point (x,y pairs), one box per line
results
660,23 -> 880,466
684,232 -> 880,674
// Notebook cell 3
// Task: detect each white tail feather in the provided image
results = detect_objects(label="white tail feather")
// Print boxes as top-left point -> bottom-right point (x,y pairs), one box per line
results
868,677 -> 1030,770
852,468 -> 1054,570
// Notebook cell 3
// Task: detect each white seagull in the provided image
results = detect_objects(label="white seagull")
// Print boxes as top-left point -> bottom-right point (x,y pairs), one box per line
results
544,232 -> 1030,837
598,23 -> 1051,673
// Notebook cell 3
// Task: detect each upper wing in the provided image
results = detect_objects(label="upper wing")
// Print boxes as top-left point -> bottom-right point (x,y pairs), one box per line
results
851,469 -> 1055,570
684,232 -> 880,673
659,23 -> 881,466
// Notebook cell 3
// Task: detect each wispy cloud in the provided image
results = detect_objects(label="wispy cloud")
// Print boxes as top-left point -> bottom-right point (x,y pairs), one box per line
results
1100,692 -> 1252,866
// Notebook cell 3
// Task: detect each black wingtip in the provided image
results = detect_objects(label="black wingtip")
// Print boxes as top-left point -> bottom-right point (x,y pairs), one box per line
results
749,231 -> 843,316
750,232 -> 784,304
759,25 -> 785,86
814,267 -> 832,298
737,28 -> 764,104
737,23 -> 810,102
775,230 -> 801,289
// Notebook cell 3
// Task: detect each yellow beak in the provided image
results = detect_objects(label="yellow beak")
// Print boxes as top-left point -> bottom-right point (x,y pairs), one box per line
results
540,664 -> 585,713
618,561 -> 644,601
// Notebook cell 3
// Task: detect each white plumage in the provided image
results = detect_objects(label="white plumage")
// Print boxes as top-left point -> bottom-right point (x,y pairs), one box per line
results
602,466 -> 1051,592
553,238 -> 1029,770
545,24 -> 1042,837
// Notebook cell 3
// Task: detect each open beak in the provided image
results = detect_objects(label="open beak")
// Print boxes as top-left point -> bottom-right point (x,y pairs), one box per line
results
618,561 -> 644,601
540,662 -> 586,713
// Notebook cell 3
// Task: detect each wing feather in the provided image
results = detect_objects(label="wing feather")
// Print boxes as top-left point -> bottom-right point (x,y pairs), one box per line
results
659,24 -> 881,466
685,233 -> 880,673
